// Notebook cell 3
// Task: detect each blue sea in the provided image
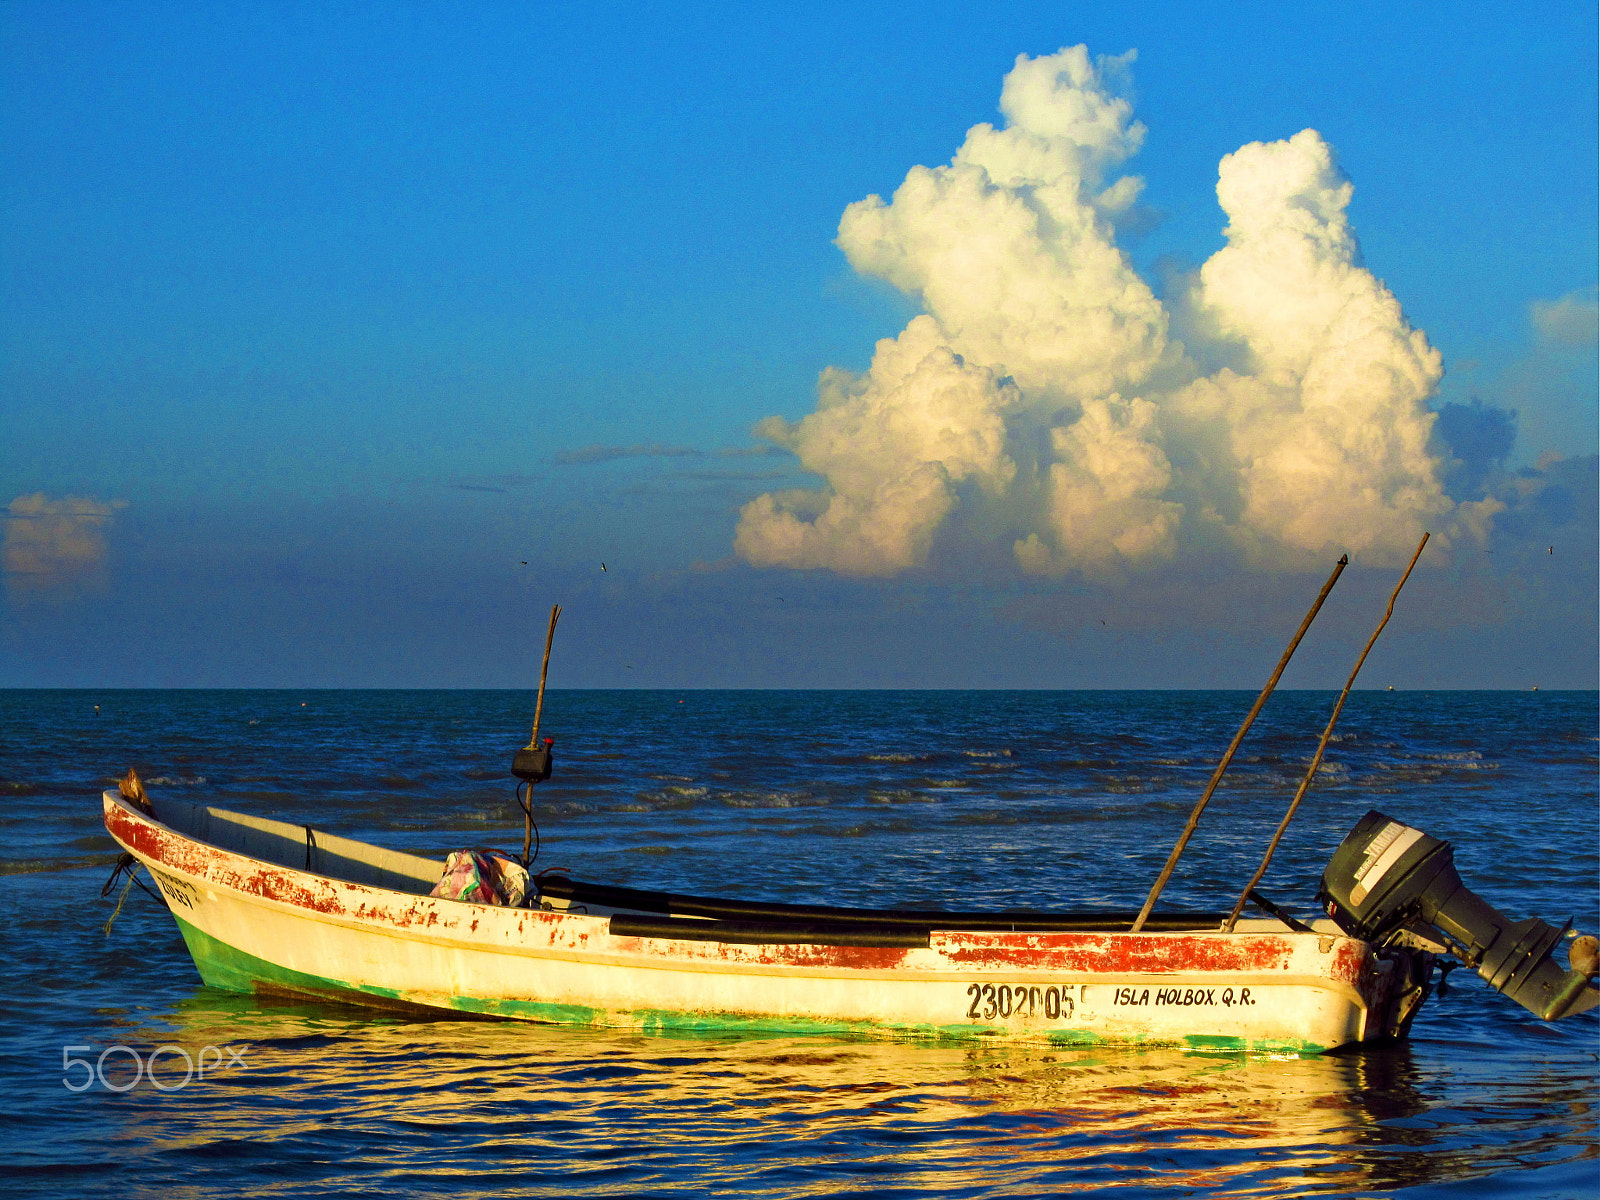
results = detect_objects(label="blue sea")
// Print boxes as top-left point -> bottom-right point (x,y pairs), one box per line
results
1,689 -> 1596,1198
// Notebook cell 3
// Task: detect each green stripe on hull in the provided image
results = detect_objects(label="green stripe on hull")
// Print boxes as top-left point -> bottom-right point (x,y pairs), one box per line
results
170,916 -> 1326,1054
174,917 -> 438,1015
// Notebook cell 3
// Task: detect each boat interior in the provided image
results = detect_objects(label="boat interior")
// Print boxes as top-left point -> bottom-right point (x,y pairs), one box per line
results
111,791 -> 1313,944
118,792 -> 446,894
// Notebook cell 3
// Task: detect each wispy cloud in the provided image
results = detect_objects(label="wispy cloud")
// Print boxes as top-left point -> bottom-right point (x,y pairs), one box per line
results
3,493 -> 128,598
555,444 -> 703,465
555,443 -> 796,465
716,445 -> 795,459
442,474 -> 544,492
1531,290 -> 1598,347
680,469 -> 802,482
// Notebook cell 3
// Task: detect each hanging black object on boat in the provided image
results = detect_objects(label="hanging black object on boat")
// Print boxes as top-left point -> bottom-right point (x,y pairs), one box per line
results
1319,810 -> 1600,1021
512,738 -> 554,783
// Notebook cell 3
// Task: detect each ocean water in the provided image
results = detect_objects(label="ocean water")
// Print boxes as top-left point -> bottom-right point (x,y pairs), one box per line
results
1,688 -> 1595,1199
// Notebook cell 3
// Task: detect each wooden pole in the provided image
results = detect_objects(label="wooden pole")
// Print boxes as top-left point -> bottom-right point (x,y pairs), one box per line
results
529,603 -> 561,749
1129,554 -> 1348,932
1221,533 -> 1429,932
524,603 -> 561,867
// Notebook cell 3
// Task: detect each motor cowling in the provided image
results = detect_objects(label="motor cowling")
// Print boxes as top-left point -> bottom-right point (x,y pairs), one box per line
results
1319,810 -> 1598,1021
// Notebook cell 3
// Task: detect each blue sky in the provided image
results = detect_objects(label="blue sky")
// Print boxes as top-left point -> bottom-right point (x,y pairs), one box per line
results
2,1 -> 1595,687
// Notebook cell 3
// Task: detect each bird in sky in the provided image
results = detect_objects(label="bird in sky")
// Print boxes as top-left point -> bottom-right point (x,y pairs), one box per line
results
601,562 -> 607,572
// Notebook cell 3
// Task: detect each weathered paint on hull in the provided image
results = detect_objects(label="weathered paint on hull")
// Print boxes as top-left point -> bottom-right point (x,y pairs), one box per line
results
106,792 -> 1407,1054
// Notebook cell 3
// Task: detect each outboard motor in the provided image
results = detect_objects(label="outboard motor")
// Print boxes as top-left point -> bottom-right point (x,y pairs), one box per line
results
1319,810 -> 1599,1021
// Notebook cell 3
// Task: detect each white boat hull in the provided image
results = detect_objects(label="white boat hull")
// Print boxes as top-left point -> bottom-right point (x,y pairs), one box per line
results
104,792 -> 1423,1053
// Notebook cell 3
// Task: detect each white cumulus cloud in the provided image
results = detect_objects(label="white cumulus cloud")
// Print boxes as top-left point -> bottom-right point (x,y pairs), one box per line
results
736,46 -> 1495,578
734,315 -> 1018,575
1168,128 -> 1487,565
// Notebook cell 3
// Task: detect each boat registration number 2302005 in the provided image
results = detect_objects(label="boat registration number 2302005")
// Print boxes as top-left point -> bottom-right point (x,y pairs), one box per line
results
961,983 -> 1258,1022
964,983 -> 1075,1020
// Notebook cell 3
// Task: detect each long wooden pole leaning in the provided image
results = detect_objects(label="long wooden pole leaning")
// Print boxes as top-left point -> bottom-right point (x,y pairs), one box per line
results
1129,554 -> 1348,933
523,603 -> 562,866
1221,533 -> 1429,932
529,603 -> 562,750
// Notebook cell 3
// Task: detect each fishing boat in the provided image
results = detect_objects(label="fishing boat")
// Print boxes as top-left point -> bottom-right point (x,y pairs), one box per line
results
98,577 -> 1598,1054
100,783 -> 1595,1055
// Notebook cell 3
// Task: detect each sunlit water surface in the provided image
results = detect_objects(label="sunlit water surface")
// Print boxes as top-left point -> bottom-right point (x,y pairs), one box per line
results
2,689 -> 1595,1198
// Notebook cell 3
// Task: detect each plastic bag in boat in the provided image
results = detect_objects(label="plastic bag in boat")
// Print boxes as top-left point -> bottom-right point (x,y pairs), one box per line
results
430,850 -> 529,907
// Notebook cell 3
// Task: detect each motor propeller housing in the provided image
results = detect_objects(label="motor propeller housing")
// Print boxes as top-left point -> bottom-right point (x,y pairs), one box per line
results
1319,810 -> 1598,1021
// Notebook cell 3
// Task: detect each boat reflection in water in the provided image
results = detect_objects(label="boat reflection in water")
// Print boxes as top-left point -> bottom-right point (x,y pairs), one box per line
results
956,1040 -> 1430,1195
92,989 -> 1588,1198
